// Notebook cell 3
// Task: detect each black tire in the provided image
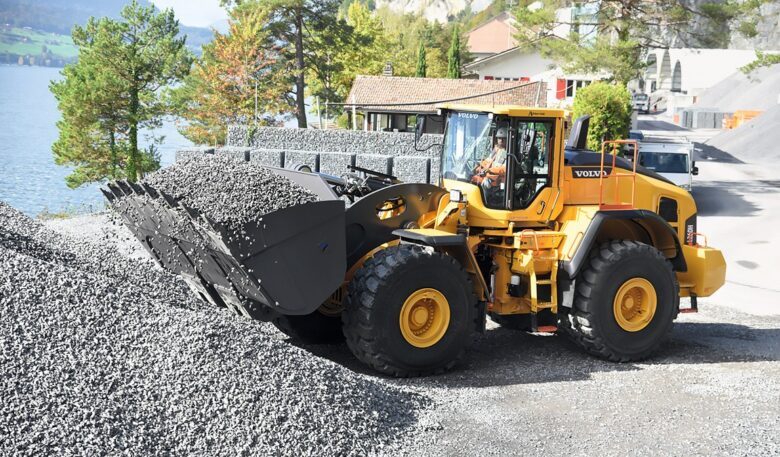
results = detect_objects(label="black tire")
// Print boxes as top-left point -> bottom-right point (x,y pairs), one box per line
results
343,244 -> 479,377
272,310 -> 345,344
565,240 -> 679,362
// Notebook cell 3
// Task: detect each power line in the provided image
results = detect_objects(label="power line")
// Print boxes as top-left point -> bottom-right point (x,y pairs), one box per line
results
330,80 -> 543,108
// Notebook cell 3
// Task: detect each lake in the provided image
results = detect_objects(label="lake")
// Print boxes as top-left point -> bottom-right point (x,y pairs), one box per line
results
0,65 -> 192,216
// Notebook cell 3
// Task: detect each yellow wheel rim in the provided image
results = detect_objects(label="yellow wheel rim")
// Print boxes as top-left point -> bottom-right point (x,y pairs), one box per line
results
613,277 -> 657,332
399,288 -> 450,348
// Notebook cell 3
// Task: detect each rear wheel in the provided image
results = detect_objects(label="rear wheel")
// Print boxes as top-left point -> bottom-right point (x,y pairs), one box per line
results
565,240 -> 678,362
272,288 -> 346,344
343,244 -> 478,377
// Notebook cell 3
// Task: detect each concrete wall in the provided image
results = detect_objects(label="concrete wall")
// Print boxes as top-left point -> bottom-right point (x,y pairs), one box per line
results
179,126 -> 445,185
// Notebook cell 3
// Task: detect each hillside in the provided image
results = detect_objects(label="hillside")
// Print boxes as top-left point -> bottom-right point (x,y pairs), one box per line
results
0,0 -> 214,65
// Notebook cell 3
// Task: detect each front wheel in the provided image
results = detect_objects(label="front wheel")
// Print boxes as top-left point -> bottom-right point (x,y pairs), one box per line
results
343,245 -> 479,377
565,240 -> 679,362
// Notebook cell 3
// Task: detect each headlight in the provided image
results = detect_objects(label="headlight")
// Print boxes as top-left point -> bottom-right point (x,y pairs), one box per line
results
449,189 -> 464,203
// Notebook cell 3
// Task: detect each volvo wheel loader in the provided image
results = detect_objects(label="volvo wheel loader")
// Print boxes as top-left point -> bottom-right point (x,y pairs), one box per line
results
103,105 -> 726,377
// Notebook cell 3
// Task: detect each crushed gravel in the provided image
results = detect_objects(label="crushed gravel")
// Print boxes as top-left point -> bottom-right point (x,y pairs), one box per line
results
0,201 -> 428,456
142,155 -> 318,232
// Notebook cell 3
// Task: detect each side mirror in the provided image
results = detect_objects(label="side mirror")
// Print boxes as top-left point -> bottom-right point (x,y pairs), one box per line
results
691,161 -> 698,176
415,115 -> 426,143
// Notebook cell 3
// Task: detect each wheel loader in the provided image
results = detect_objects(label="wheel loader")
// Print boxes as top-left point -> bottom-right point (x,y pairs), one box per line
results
103,104 -> 726,377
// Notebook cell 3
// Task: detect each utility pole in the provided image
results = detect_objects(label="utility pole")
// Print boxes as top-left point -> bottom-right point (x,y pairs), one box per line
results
316,97 -> 322,129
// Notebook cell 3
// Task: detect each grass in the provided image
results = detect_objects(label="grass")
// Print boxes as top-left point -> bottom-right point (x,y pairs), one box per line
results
0,26 -> 78,59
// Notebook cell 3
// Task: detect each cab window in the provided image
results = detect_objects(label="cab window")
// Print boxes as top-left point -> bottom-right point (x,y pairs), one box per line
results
511,120 -> 553,209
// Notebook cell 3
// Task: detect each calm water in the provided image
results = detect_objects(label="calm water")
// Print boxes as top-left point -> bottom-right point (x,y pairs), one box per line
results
0,65 -> 192,216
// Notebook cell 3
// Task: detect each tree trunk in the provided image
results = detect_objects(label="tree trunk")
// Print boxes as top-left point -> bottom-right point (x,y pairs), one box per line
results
109,129 -> 117,180
128,85 -> 139,182
294,9 -> 307,129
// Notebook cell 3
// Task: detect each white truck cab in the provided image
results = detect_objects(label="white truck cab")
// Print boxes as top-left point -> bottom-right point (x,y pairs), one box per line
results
638,139 -> 698,190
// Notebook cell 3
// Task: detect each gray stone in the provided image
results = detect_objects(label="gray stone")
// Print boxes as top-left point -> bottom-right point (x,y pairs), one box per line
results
283,150 -> 320,171
216,146 -> 250,162
250,149 -> 285,168
356,154 -> 392,176
392,156 -> 430,184
175,147 -> 214,163
319,152 -> 355,176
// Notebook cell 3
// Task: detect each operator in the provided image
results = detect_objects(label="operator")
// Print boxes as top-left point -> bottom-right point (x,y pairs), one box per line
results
472,126 -> 508,188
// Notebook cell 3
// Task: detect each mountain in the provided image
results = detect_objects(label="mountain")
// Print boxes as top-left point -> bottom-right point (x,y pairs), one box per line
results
374,0 -> 489,23
0,0 -> 214,53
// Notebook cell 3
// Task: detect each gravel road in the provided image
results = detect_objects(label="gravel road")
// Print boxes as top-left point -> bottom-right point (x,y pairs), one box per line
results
37,205 -> 780,456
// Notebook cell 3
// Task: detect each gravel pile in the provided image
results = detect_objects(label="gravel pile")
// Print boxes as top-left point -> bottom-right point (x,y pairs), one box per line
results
0,201 -> 428,455
693,63 -> 780,112
703,104 -> 780,163
143,155 -> 318,231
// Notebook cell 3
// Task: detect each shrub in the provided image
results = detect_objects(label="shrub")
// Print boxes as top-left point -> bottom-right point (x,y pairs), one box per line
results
572,82 -> 633,152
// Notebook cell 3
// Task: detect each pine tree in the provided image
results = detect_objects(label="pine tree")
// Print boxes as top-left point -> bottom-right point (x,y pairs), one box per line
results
63,0 -> 192,182
224,0 -> 352,128
415,42 -> 427,77
447,25 -> 461,79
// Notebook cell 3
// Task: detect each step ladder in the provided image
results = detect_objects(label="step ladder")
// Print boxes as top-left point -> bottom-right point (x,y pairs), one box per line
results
515,230 -> 559,333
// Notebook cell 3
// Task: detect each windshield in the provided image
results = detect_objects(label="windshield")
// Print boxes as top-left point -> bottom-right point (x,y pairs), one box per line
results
442,112 -> 496,182
634,94 -> 648,100
640,152 -> 689,173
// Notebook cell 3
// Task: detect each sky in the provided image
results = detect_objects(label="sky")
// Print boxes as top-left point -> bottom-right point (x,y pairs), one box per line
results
151,0 -> 229,28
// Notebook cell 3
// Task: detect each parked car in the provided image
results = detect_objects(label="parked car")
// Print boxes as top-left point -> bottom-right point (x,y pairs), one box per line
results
633,93 -> 650,113
638,140 -> 698,190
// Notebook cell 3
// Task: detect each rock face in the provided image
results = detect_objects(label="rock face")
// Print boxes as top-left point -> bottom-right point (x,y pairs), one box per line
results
0,200 -> 429,456
375,0 -> 469,23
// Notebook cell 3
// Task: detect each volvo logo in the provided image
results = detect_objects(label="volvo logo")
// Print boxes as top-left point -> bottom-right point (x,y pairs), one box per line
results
572,167 -> 612,178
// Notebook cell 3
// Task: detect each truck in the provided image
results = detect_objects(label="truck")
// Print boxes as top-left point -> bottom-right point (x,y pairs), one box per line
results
104,106 -> 726,377
638,138 -> 698,191
633,93 -> 650,113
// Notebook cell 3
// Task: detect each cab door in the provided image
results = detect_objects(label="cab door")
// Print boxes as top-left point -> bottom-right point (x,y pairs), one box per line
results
506,117 -> 564,224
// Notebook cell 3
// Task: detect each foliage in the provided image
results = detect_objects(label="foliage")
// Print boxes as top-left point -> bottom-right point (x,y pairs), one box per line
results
373,6 -> 470,78
513,0 -> 771,86
571,82 -> 632,152
447,25 -> 460,78
415,42 -> 427,77
221,0 -> 353,128
172,7 -> 282,145
741,51 -> 780,75
51,0 -> 191,186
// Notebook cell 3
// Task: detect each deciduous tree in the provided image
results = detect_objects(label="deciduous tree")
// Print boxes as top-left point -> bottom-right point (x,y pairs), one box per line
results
172,7 -> 282,145
513,0 -> 770,86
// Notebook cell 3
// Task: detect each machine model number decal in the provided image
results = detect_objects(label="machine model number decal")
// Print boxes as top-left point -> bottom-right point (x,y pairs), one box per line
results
572,167 -> 612,178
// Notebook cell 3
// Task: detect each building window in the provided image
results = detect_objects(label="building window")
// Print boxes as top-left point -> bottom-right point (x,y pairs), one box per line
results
565,79 -> 591,98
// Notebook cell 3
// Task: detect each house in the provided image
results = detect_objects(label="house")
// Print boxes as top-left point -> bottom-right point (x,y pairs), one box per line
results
345,75 -> 547,133
465,12 -> 518,61
462,47 -> 604,108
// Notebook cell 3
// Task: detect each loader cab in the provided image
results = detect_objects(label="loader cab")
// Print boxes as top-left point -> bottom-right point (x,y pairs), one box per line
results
425,106 -> 563,224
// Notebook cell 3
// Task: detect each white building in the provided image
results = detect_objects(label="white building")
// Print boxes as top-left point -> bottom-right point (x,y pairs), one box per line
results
638,48 -> 766,95
462,47 -> 604,108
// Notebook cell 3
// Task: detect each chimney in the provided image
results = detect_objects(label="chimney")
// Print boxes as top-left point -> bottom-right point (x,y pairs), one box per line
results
383,62 -> 394,77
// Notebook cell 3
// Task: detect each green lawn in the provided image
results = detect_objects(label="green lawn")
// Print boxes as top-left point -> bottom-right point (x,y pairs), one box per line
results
0,27 -> 78,59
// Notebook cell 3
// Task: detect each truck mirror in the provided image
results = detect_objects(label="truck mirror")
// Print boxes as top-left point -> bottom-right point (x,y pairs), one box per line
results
692,166 -> 699,176
415,116 -> 426,143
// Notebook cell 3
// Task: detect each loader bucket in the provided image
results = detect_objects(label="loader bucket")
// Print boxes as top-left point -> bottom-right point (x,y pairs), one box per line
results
102,180 -> 346,321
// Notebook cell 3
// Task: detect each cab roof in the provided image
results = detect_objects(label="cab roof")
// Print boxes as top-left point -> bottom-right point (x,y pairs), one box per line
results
437,103 -> 565,119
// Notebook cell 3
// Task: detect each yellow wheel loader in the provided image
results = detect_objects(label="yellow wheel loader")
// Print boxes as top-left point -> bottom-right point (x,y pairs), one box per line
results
104,105 -> 726,377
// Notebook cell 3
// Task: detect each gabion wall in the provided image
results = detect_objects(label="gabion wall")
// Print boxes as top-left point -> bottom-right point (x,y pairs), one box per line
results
175,126 -> 445,185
